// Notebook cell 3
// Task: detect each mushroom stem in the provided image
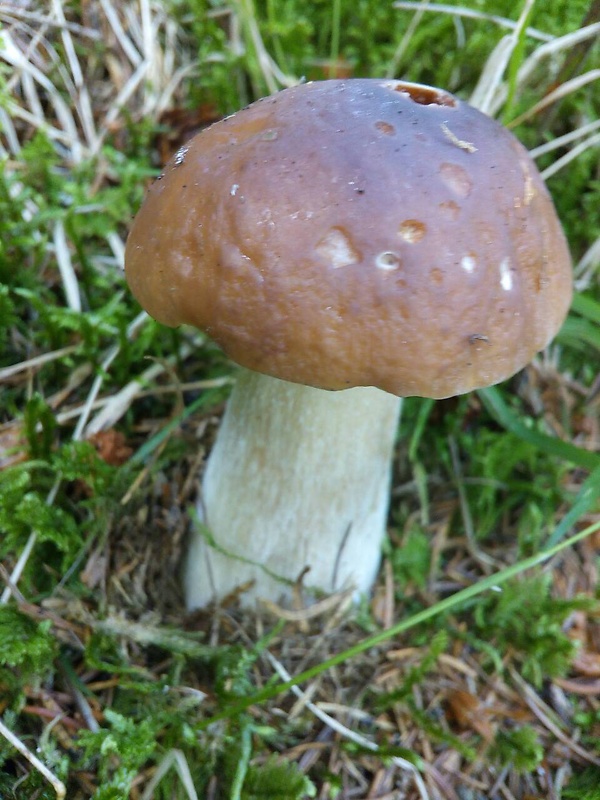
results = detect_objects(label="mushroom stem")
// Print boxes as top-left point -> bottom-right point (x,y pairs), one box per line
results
184,370 -> 402,608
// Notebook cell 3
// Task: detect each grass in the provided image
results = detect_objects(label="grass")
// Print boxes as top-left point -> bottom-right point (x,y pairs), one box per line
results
1,0 -> 600,797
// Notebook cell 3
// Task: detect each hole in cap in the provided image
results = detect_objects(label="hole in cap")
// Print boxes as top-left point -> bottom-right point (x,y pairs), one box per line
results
375,252 -> 401,271
382,81 -> 457,107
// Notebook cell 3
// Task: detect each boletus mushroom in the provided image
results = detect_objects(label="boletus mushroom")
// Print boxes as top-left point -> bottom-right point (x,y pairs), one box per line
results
125,80 -> 572,608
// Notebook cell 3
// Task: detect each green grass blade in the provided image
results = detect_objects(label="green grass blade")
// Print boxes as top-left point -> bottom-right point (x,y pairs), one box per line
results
503,0 -> 537,122
478,386 -> 600,470
197,518 -> 600,729
571,292 -> 600,322
545,463 -> 600,548
559,316 -> 600,353
407,398 -> 435,462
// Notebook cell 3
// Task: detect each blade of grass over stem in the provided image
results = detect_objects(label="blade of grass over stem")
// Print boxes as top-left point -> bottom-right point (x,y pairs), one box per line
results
478,386 -> 600,471
197,519 -> 600,729
192,515 -> 295,588
126,390 -> 225,468
408,398 -> 436,462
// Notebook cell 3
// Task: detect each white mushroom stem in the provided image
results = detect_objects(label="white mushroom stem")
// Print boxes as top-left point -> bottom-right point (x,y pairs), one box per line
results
184,370 -> 402,608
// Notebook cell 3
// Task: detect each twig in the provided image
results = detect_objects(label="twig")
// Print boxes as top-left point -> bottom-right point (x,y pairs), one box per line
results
0,5 -> 101,39
58,663 -> 100,733
0,28 -> 80,152
140,749 -> 200,800
385,0 -> 432,78
84,341 -> 194,436
0,717 -> 66,799
51,0 -> 97,147
506,22 -> 600,115
265,650 -> 431,800
469,0 -> 536,115
541,130 -> 600,181
0,532 -> 38,605
260,589 -> 353,622
574,235 -> 600,288
510,668 -> 600,767
392,2 -> 552,41
72,310 -> 145,439
509,68 -> 600,127
529,118 -> 600,158
0,345 -> 79,382
232,0 -> 297,93
53,219 -> 81,312
99,0 -> 143,67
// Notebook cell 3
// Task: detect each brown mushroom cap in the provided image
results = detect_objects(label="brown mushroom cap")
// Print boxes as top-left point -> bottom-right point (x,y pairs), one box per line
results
125,79 -> 572,398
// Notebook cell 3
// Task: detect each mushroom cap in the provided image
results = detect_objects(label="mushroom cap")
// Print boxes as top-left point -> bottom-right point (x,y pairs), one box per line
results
125,79 -> 572,399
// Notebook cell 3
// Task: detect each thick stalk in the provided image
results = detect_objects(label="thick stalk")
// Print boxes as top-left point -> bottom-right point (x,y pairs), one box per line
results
184,370 -> 402,608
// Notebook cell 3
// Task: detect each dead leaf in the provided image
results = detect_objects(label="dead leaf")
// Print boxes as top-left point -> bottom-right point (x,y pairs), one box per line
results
88,429 -> 132,466
0,422 -> 28,469
445,689 -> 496,741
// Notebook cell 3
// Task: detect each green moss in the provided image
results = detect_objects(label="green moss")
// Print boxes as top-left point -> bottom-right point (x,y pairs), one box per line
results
472,574 -> 592,685
492,726 -> 544,773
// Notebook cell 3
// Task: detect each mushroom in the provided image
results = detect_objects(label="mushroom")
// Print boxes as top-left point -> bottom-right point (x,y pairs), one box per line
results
125,79 -> 572,608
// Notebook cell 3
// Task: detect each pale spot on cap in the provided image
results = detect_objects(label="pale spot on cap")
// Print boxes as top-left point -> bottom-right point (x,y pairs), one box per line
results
439,162 -> 473,198
461,254 -> 477,273
500,257 -> 513,291
316,227 -> 360,269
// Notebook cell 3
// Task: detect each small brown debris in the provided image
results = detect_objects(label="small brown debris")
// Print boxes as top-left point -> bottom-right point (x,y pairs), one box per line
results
445,688 -> 495,741
88,429 -> 132,466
